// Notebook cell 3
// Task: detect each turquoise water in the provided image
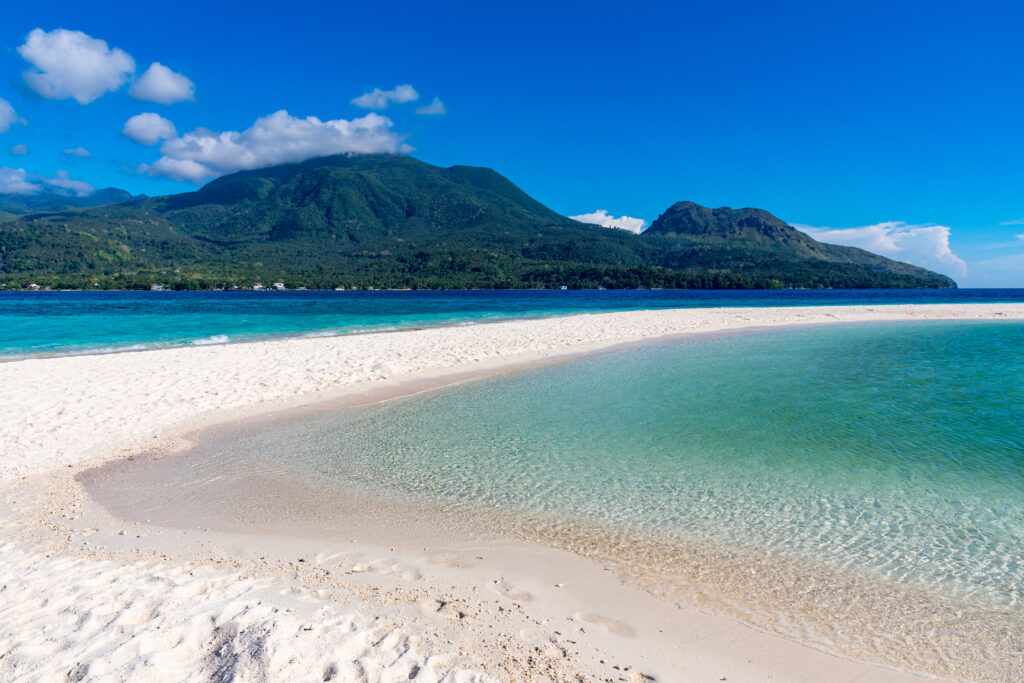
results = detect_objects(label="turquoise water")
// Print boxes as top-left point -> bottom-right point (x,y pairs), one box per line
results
287,321 -> 1024,607
89,320 -> 1024,678
212,320 -> 1023,677
2,288 -> 1023,357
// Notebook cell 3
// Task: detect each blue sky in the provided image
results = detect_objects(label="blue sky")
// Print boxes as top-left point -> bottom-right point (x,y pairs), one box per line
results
1,0 -> 1022,286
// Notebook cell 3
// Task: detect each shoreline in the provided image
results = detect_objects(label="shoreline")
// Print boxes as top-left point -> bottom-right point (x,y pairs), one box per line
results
4,288 -> 1023,363
5,302 -> 1024,477
4,304 -> 1024,680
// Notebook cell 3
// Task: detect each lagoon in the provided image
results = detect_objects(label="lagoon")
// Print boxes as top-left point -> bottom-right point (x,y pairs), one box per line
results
90,320 -> 1024,679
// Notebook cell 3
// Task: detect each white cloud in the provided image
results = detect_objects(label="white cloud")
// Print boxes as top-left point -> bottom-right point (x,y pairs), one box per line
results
17,28 -> 135,104
352,84 -> 419,109
62,146 -> 91,158
44,169 -> 94,196
0,98 -> 26,133
0,166 -> 94,196
796,221 -> 967,279
570,209 -> 647,234
0,167 -> 39,194
143,110 -> 406,183
122,112 -> 178,145
10,144 -> 28,155
416,97 -> 446,115
1017,234 -> 1024,241
129,62 -> 195,104
999,218 -> 1024,226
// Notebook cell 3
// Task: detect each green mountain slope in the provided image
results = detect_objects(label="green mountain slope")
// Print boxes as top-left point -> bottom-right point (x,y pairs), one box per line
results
0,188 -> 145,214
640,201 -> 950,288
0,155 -> 955,289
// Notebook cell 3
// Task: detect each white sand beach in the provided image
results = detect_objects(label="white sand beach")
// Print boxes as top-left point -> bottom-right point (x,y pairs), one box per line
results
3,303 -> 1024,682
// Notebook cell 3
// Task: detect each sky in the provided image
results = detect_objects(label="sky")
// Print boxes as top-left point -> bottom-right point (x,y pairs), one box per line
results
0,0 -> 1022,286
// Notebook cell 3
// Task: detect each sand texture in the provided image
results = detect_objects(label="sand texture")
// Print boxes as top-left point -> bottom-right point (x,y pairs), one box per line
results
3,303 -> 1023,681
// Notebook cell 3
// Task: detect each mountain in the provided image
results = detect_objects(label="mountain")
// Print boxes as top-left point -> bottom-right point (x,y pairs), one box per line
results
0,154 -> 954,289
0,187 -> 146,215
639,201 -> 947,285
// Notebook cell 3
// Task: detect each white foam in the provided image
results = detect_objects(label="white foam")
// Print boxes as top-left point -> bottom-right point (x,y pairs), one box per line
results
192,334 -> 230,346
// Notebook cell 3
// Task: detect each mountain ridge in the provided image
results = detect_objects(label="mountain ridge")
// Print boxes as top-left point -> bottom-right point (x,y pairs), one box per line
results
0,188 -> 146,215
0,154 -> 955,290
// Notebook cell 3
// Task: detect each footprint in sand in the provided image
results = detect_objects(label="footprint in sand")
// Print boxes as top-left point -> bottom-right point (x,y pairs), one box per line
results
117,601 -> 159,625
427,554 -> 475,568
492,579 -> 532,602
366,560 -> 422,581
398,568 -> 421,581
574,612 -> 635,637
385,564 -> 422,581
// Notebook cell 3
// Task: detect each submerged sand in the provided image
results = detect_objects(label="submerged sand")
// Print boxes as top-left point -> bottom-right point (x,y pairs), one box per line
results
3,303 -> 1024,681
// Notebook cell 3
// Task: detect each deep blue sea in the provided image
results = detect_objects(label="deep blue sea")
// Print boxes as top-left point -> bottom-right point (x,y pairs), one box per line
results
2,288 -> 1023,358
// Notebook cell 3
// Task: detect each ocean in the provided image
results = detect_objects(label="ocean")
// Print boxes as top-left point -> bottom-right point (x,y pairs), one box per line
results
2,288 -> 1023,358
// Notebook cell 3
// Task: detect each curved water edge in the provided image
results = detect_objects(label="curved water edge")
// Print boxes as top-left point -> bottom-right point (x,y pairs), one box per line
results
4,288 -> 1024,358
82,320 -> 1024,681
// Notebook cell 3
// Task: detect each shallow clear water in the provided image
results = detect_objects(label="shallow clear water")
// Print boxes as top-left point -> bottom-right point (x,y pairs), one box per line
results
85,321 -> 1024,678
2,288 -> 1023,357
285,321 -> 1024,608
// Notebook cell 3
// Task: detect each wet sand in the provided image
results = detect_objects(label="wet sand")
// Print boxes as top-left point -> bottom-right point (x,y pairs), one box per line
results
4,304 -> 1024,680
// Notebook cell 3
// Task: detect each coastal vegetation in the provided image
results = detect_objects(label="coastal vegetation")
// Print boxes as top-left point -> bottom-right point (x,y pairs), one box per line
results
0,154 -> 955,290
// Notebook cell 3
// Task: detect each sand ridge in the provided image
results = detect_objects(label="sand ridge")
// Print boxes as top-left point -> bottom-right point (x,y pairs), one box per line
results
5,303 -> 1024,478
3,303 -> 1023,681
